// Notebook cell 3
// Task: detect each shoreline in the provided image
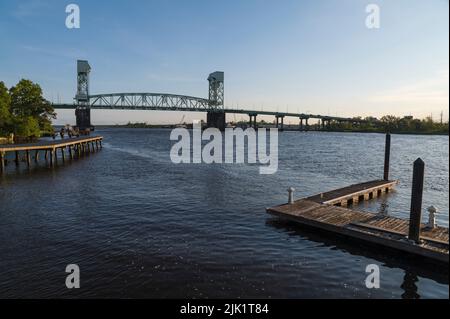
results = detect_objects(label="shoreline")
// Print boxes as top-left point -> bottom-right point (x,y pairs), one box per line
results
92,125 -> 450,136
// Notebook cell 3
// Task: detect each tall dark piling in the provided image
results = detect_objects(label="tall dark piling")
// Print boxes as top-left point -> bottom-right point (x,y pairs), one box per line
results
383,133 -> 391,180
0,152 -> 4,172
408,158 -> 425,243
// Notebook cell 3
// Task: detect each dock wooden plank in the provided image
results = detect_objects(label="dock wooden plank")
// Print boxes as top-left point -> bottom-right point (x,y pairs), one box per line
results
307,179 -> 398,205
267,180 -> 449,263
0,136 -> 103,174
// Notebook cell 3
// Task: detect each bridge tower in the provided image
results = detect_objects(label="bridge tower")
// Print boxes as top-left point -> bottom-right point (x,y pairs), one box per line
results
207,71 -> 226,130
75,60 -> 92,130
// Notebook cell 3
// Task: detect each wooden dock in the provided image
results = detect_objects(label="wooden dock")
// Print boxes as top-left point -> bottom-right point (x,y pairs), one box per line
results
267,180 -> 449,264
0,136 -> 103,173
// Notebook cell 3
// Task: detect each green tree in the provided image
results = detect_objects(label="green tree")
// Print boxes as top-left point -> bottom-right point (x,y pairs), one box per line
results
0,81 -> 11,135
13,116 -> 41,138
380,115 -> 400,132
9,79 -> 55,132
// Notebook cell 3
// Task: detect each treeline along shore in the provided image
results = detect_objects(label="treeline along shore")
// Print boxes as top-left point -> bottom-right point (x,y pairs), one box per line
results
104,116 -> 449,136
0,79 -> 55,144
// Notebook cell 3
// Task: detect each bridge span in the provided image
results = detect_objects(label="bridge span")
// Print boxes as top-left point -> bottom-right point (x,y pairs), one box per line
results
54,60 -> 367,131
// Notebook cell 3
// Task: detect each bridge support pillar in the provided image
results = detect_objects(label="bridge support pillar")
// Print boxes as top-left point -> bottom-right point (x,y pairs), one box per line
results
207,111 -> 226,131
75,108 -> 91,131
248,114 -> 257,129
305,118 -> 309,131
275,115 -> 284,131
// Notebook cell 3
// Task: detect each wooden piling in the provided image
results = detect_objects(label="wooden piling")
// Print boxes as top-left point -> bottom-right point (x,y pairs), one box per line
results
383,133 -> 391,181
0,151 -> 4,172
49,149 -> 54,166
34,150 -> 39,162
409,158 -> 425,243
60,147 -> 65,162
26,150 -> 30,167
15,151 -> 19,165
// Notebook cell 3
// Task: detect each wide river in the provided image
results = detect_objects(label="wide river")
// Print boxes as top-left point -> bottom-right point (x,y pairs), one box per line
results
0,128 -> 448,298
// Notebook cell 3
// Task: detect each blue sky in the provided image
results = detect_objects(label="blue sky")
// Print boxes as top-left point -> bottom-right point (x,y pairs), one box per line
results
0,0 -> 448,124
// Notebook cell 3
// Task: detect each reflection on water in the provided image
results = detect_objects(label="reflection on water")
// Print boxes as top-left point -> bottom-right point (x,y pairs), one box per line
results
0,129 -> 448,298
379,200 -> 389,216
401,271 -> 420,299
266,218 -> 448,299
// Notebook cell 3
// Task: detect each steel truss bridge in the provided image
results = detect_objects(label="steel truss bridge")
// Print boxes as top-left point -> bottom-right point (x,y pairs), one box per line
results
53,60 -> 369,130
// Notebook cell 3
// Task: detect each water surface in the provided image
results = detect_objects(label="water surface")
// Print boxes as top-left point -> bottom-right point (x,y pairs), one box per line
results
0,129 -> 448,298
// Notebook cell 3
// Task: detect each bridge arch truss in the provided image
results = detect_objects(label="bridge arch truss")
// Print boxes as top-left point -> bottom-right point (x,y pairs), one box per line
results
88,93 -> 215,112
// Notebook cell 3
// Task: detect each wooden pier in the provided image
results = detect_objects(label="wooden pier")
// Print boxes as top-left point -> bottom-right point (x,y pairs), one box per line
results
0,136 -> 103,173
267,179 -> 449,264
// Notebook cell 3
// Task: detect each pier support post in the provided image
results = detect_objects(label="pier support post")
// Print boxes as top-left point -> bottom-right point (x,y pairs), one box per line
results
15,151 -> 19,165
408,158 -> 425,243
26,150 -> 30,167
0,151 -> 4,173
384,133 -> 391,180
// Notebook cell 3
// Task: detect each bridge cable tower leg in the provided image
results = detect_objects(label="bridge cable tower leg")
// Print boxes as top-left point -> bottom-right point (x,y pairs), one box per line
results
75,60 -> 92,131
206,71 -> 226,130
